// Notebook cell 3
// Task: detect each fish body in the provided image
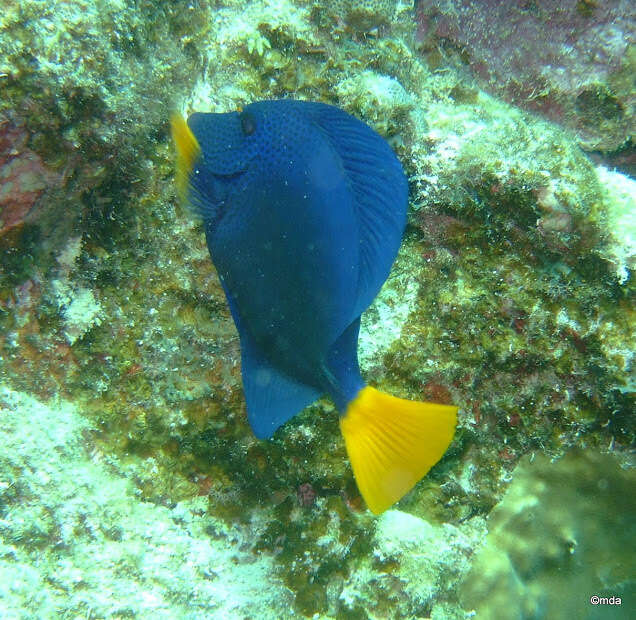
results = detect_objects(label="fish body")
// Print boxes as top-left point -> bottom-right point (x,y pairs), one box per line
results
172,100 -> 457,513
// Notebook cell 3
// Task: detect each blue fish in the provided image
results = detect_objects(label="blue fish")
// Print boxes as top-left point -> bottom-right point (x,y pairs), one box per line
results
172,100 -> 456,513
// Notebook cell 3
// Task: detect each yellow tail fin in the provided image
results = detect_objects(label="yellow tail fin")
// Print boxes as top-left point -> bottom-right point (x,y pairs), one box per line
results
170,113 -> 201,201
339,386 -> 457,514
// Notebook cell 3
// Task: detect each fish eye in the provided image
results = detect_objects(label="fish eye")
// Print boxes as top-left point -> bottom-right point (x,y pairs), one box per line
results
240,111 -> 256,136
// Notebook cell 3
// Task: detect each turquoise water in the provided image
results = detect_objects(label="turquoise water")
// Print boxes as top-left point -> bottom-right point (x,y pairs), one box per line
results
0,1 -> 633,618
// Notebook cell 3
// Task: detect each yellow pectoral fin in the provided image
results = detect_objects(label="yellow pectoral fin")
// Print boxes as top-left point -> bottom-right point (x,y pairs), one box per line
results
339,386 -> 457,515
170,113 -> 201,201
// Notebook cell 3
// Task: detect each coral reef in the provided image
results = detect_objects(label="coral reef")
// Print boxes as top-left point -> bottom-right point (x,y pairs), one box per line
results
460,449 -> 635,619
597,166 -> 636,283
323,0 -> 399,32
340,510 -> 485,618
335,70 -> 415,135
415,0 -> 635,157
0,0 -> 203,284
0,0 -> 633,617
0,384 -> 292,619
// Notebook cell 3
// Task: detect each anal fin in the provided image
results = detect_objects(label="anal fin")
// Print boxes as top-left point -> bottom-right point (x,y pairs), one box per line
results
242,339 -> 322,439
220,280 -> 322,439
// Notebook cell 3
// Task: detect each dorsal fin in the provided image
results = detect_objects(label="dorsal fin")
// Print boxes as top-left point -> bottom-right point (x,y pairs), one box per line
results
301,102 -> 408,318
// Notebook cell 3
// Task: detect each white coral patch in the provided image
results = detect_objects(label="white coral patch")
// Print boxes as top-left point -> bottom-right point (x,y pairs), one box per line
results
596,166 -> 636,284
52,280 -> 103,345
